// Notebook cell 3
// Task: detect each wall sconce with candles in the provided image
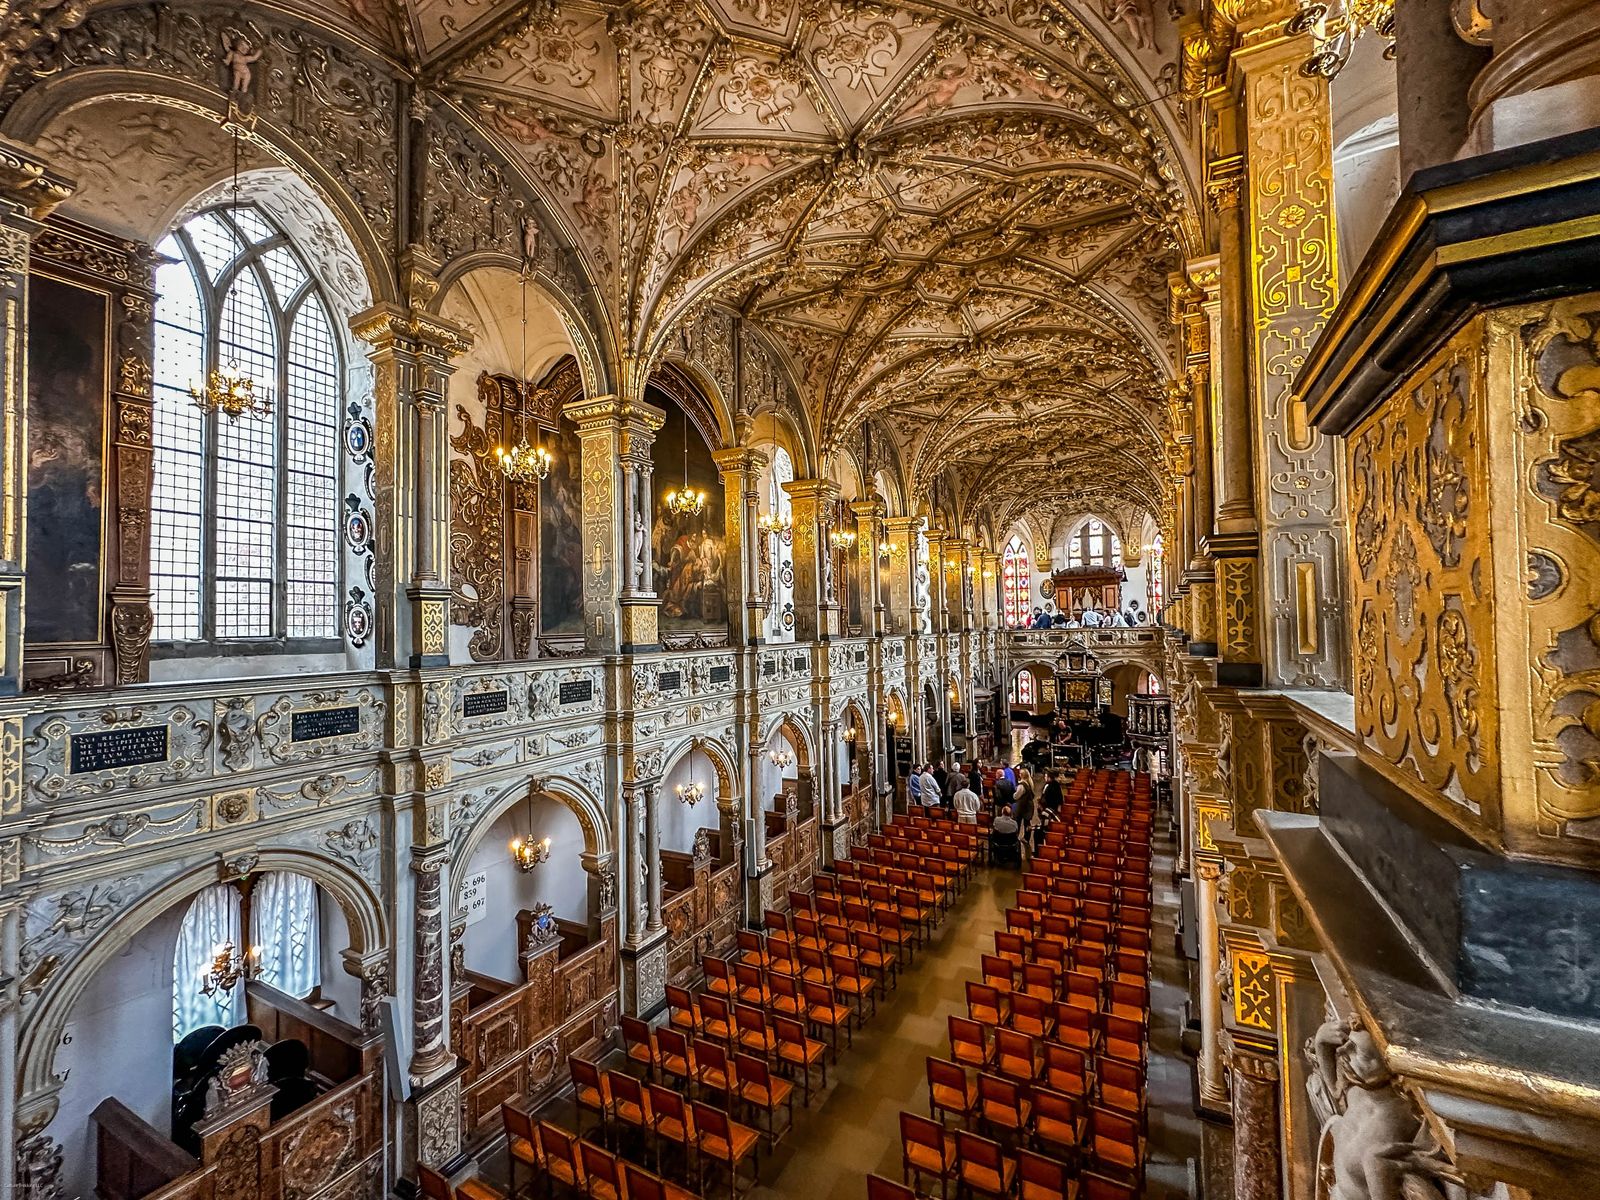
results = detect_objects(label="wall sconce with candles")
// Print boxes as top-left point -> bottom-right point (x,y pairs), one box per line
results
199,940 -> 260,998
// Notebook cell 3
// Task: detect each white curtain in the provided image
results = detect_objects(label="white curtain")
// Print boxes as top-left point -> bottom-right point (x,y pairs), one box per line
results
253,872 -> 321,999
172,884 -> 243,1042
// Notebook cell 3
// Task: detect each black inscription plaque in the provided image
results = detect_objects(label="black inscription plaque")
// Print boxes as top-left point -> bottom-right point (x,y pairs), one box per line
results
854,648 -> 867,666
70,725 -> 168,774
462,690 -> 510,718
657,670 -> 682,692
792,655 -> 807,674
709,665 -> 731,684
762,659 -> 777,678
559,678 -> 594,705
291,706 -> 361,742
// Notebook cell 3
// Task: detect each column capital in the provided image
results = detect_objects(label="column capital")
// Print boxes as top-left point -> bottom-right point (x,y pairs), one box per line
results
0,137 -> 76,220
562,392 -> 666,435
782,477 -> 841,506
351,302 -> 475,360
711,446 -> 767,474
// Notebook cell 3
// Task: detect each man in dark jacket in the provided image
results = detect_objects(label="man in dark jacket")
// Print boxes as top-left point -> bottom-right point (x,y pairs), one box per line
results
932,759 -> 949,795
993,768 -> 1015,811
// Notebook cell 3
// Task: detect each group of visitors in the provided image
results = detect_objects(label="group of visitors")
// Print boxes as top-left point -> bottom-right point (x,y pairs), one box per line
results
1026,602 -> 1145,629
908,755 -> 1077,869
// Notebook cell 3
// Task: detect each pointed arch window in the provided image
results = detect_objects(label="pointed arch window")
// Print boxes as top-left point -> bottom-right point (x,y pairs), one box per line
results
1067,520 -> 1122,568
1010,670 -> 1035,707
1001,537 -> 1030,628
151,204 -> 342,647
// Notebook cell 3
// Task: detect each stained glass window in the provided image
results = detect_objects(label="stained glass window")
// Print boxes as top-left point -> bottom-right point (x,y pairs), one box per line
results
1001,536 -> 1030,627
151,204 -> 342,645
1010,670 -> 1035,707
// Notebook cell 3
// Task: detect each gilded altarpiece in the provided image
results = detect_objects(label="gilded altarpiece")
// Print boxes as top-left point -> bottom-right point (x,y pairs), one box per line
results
1348,297 -> 1600,863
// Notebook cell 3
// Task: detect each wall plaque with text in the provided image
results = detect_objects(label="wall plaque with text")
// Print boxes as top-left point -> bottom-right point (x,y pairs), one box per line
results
70,725 -> 168,774
462,690 -> 509,718
709,665 -> 731,684
559,679 -> 594,705
657,671 -> 682,692
291,706 -> 361,742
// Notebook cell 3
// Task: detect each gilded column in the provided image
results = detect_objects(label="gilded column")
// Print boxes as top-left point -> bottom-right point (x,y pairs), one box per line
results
714,447 -> 766,645
883,516 -> 922,636
1231,11 -> 1346,688
850,499 -> 883,637
0,147 -> 72,696
1231,1041 -> 1285,1200
563,393 -> 665,654
784,478 -> 842,641
1196,858 -> 1229,1109
354,288 -> 474,669
1177,267 -> 1218,657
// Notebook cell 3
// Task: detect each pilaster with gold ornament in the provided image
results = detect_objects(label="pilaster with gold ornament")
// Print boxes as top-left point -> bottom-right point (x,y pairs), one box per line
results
0,140 -> 74,696
353,260 -> 474,669
713,447 -> 767,646
783,478 -> 842,641
851,499 -> 884,638
562,391 -> 665,655
1230,3 -> 1347,689
882,516 -> 922,638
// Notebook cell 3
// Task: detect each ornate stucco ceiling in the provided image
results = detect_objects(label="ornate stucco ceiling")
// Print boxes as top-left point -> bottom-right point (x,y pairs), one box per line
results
9,0 -> 1198,540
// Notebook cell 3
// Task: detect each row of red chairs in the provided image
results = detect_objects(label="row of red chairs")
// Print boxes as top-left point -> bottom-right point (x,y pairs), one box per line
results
881,769 -> 1157,1200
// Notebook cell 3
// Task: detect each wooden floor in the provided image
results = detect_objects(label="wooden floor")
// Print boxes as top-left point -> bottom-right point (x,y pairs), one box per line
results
481,817 -> 1200,1199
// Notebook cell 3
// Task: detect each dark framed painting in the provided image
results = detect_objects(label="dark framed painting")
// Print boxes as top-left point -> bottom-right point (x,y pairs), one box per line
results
539,412 -> 585,634
650,398 -> 727,632
26,272 -> 109,646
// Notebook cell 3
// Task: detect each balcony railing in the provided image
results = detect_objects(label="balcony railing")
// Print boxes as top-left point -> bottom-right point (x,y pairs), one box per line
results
1003,627 -> 1164,650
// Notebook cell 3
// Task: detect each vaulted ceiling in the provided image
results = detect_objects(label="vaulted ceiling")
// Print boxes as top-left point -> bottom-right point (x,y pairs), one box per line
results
18,0 -> 1200,542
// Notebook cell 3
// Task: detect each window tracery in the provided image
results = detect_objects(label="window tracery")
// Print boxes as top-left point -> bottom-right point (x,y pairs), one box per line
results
151,204 -> 342,647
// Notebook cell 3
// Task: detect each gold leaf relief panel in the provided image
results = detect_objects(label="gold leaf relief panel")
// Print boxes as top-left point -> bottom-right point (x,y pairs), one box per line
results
1348,322 -> 1497,839
448,401 -> 507,661
1506,297 -> 1600,855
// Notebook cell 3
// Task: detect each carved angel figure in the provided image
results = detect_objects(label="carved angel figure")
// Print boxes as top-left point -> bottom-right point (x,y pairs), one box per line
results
222,34 -> 263,93
1307,1021 -> 1450,1200
1102,0 -> 1156,52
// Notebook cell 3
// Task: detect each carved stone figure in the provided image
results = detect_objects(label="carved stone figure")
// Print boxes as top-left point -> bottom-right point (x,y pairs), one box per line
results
221,33 -> 262,93
1305,1019 -> 1452,1200
632,510 -> 648,587
218,697 -> 254,770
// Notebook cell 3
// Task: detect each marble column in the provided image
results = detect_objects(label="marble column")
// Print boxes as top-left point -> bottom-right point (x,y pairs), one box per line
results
645,783 -> 663,935
783,478 -> 842,641
580,851 -> 617,942
623,784 -> 649,949
1232,1042 -> 1285,1200
746,742 -> 770,870
354,290 -> 474,669
1393,0 -> 1488,178
714,448 -> 767,645
563,393 -> 665,654
408,848 -> 454,1081
1459,0 -> 1600,157
1196,858 -> 1229,1110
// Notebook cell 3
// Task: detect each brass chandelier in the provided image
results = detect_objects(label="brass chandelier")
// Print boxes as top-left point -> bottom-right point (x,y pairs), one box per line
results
1290,0 -> 1396,77
496,262 -> 554,484
663,419 -> 706,517
190,124 -> 271,421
